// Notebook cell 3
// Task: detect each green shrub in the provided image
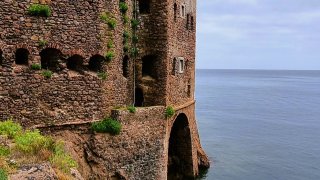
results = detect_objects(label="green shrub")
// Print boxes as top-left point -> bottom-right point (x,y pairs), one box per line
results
14,129 -> 54,154
123,15 -> 129,24
105,51 -> 114,61
132,35 -> 139,43
127,106 -> 136,113
123,44 -> 129,53
0,120 -> 23,138
100,12 -> 117,29
50,141 -> 77,173
91,118 -> 122,135
123,31 -> 130,40
38,39 -> 47,47
131,47 -> 139,57
97,72 -> 107,80
0,168 -> 8,180
28,4 -> 51,17
165,106 -> 175,118
42,70 -> 53,79
119,2 -> 128,14
131,19 -> 139,29
31,63 -> 41,70
107,40 -> 114,49
0,146 -> 10,157
107,18 -> 117,29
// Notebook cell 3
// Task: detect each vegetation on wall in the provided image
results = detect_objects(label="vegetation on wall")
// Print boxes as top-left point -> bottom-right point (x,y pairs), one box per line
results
38,39 -> 48,48
31,63 -> 41,70
91,118 -> 122,135
0,119 -> 78,179
100,12 -> 117,29
165,106 -> 175,118
42,70 -> 53,79
119,2 -> 129,14
97,72 -> 107,80
28,4 -> 51,17
127,105 -> 136,113
105,51 -> 114,61
131,19 -> 139,29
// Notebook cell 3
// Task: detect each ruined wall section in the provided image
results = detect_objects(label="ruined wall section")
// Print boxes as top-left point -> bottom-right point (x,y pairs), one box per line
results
46,107 -> 167,179
0,0 -> 135,126
135,0 -> 169,106
166,0 -> 196,106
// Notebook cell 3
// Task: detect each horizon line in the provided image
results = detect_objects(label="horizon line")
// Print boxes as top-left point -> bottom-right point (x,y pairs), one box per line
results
195,68 -> 320,71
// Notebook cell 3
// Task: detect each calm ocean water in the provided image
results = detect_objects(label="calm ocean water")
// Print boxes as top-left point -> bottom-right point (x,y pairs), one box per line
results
196,69 -> 320,180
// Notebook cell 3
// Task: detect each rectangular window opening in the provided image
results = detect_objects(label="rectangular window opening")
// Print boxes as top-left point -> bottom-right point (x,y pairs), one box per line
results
139,0 -> 151,14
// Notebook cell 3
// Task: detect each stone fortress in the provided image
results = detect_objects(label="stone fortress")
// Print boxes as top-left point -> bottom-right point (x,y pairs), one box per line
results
0,0 -> 209,179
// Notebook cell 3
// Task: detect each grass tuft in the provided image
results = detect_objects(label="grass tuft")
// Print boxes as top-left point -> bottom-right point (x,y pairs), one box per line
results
31,63 -> 41,70
127,106 -> 136,113
119,2 -> 128,14
42,70 -> 53,79
50,141 -> 77,173
0,119 -> 23,139
14,130 -> 54,155
28,4 -> 51,17
91,118 -> 122,135
97,72 -> 107,80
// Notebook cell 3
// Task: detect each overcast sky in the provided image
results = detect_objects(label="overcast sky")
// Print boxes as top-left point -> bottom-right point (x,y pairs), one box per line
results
196,0 -> 320,70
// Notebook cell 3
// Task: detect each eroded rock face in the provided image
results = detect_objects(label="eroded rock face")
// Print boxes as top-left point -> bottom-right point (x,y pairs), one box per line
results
9,163 -> 58,180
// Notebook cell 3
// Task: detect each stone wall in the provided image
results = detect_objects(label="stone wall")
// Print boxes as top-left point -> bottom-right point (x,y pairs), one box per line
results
166,0 -> 196,106
0,0 -> 135,126
45,107 -> 168,180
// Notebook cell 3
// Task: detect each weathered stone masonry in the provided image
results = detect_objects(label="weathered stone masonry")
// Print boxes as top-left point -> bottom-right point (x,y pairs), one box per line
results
0,0 -> 209,179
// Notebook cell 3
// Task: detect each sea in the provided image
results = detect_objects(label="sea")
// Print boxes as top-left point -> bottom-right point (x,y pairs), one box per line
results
196,69 -> 320,180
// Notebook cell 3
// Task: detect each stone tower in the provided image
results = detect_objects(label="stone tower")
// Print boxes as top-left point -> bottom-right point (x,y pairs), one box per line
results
0,0 -> 209,179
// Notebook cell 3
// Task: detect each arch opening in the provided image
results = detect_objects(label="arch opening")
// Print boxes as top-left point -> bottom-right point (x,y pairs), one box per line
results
40,48 -> 62,71
142,55 -> 158,79
89,55 -> 105,72
191,16 -> 194,30
168,113 -> 194,179
15,48 -> 29,65
134,88 -> 144,107
122,55 -> 129,78
174,3 -> 177,21
67,54 -> 84,71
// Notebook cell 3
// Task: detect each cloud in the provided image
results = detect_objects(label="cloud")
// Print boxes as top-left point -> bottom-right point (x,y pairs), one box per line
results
205,0 -> 258,6
196,0 -> 320,69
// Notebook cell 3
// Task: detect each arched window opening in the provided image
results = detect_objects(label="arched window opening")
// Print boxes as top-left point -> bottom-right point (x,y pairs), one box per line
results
122,55 -> 129,78
168,114 -> 194,178
88,55 -> 105,72
191,16 -> 194,30
134,88 -> 144,107
40,48 -> 62,71
15,48 -> 29,65
142,55 -> 158,79
138,0 -> 150,14
67,55 -> 84,71
181,5 -> 185,17
0,49 -> 3,65
174,3 -> 177,21
187,14 -> 190,29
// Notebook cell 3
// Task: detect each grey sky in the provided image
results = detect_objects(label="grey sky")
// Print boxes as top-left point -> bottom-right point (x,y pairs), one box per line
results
196,0 -> 320,70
